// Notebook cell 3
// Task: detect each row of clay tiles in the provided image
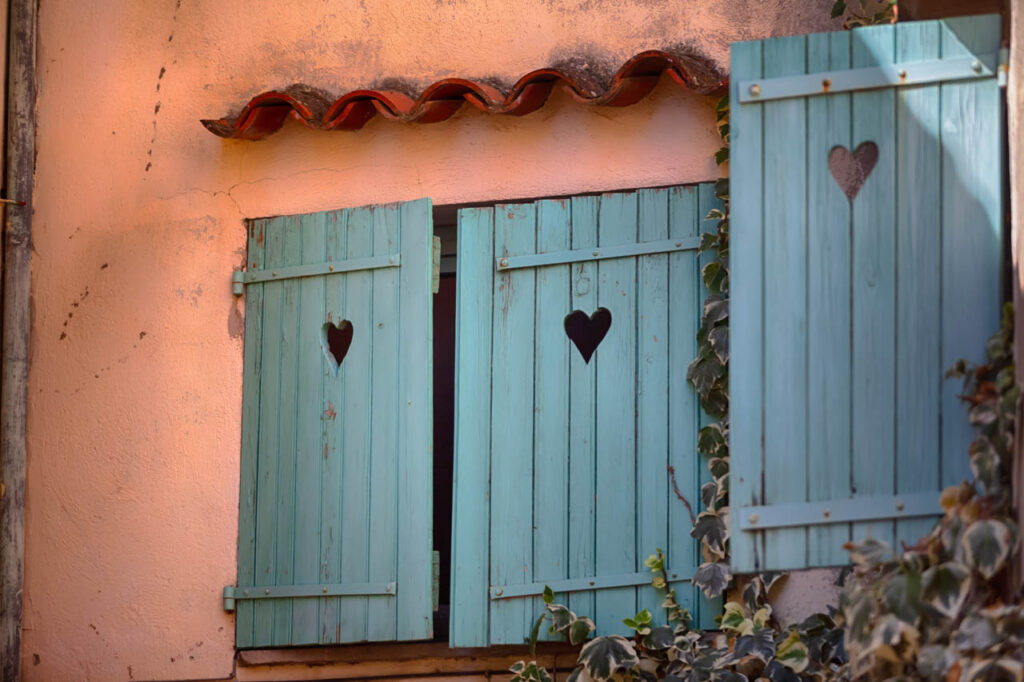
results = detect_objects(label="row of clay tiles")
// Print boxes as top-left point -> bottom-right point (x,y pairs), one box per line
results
202,50 -> 726,140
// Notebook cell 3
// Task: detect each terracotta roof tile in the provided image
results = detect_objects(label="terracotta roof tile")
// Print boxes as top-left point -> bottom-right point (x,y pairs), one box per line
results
202,50 -> 726,140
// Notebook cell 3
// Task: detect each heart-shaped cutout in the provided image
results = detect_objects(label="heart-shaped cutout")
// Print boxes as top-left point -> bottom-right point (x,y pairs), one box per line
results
828,141 -> 878,201
564,308 -> 611,364
320,320 -> 353,373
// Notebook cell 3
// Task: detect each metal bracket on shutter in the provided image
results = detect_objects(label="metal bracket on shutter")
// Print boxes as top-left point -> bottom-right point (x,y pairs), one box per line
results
737,492 -> 941,532
738,53 -> 999,104
431,236 -> 441,294
231,254 -> 401,295
489,569 -> 694,601
222,581 -> 397,611
495,237 -> 700,272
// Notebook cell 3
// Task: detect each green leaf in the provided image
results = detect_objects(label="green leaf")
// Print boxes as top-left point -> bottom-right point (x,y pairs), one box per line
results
577,635 -> 639,680
542,585 -> 555,604
917,644 -> 956,680
882,570 -> 922,623
715,147 -> 729,166
961,519 -> 1014,579
708,457 -> 729,479
643,626 -> 674,651
733,627 -> 774,662
547,603 -> 576,633
697,424 -> 726,456
694,561 -> 731,598
831,0 -> 847,18
774,629 -> 809,673
720,602 -> 749,632
845,536 -> 891,568
953,615 -> 999,653
529,610 -> 546,656
921,561 -> 970,619
568,617 -> 596,645
692,511 -> 727,549
708,325 -> 729,364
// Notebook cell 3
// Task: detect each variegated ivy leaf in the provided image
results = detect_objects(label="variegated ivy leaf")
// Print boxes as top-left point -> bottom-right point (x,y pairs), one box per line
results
547,603 -> 575,633
643,626 -> 675,651
963,657 -> 1024,682
917,644 -> 956,679
709,457 -> 729,479
695,561 -> 731,599
731,627 -> 774,662
842,587 -> 877,647
969,437 -> 1002,494
693,511 -> 728,550
509,660 -> 554,682
921,561 -> 970,620
985,604 -> 1024,644
577,635 -> 639,681
708,325 -> 729,364
720,602 -> 752,635
698,424 -> 726,457
952,615 -> 999,654
774,629 -> 810,673
961,519 -> 1014,580
882,570 -> 922,623
845,536 -> 891,569
867,614 -> 920,663
568,617 -> 596,645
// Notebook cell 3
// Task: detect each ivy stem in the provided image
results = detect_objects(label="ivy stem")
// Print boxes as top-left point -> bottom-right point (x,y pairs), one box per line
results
667,464 -> 697,526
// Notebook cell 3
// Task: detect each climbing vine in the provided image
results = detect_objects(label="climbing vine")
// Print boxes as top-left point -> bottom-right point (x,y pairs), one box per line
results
831,0 -> 897,28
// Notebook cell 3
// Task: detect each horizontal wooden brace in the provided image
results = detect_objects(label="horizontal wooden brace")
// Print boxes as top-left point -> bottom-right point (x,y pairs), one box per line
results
495,237 -> 700,272
737,492 -> 941,532
738,53 -> 998,104
223,581 -> 397,611
232,254 -> 400,294
489,569 -> 694,601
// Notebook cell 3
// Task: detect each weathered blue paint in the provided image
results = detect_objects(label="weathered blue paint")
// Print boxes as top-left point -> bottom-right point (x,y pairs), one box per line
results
730,15 -> 1003,573
451,186 -> 715,646
236,200 -> 434,647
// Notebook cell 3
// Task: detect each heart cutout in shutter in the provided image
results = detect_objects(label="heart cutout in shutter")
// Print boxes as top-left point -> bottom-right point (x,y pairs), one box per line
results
564,308 -> 612,364
828,141 -> 878,201
320,320 -> 353,373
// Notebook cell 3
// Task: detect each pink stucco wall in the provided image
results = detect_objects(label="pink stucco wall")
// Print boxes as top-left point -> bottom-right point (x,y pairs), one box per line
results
24,1 -> 835,679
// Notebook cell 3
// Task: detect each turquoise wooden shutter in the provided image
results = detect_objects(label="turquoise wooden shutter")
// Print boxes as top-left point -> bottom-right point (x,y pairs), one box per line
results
450,185 -> 720,647
731,15 -> 1004,573
231,199 -> 434,647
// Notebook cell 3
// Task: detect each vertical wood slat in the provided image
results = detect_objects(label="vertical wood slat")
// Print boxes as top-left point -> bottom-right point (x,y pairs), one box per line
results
253,218 -> 286,646
320,210 -> 349,643
452,186 -> 712,645
273,215 -> 302,646
566,196 -> 599,624
667,187 -> 700,623
762,34 -> 809,569
237,219 -> 267,648
292,211 -> 328,644
450,208 -> 495,647
806,30 -> 853,569
636,188 -> 670,620
895,20 -> 942,550
396,198 -> 435,641
938,15 -> 1003,490
729,38 -> 765,574
730,15 -> 1003,573
532,199 -> 571,638
488,203 -> 537,645
238,201 -> 434,648
595,192 -> 639,630
850,23 -> 897,550
367,206 -> 401,641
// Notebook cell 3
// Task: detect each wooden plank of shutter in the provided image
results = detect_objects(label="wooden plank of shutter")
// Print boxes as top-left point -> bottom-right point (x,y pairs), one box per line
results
729,15 -> 1003,574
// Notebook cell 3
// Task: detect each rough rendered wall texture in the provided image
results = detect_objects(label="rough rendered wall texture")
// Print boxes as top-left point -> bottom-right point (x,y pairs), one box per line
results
25,1 -> 835,680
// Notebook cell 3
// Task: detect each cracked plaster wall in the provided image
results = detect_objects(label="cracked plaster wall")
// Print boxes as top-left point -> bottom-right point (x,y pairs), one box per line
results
24,0 -> 837,679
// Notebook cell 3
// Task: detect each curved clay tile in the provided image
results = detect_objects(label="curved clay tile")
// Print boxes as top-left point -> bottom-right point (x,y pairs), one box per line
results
201,49 -> 726,140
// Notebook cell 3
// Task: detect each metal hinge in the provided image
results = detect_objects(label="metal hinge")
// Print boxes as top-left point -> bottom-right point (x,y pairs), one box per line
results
232,254 -> 401,295
431,550 -> 440,612
222,581 -> 396,612
431,237 -> 441,294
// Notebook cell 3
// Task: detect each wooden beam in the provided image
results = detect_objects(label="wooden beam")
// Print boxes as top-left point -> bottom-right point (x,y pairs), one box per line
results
0,0 -> 35,678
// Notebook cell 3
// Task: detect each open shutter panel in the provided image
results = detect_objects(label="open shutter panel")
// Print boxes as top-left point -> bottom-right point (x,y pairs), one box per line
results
730,15 -> 1004,573
232,199 -> 434,647
450,185 -> 720,647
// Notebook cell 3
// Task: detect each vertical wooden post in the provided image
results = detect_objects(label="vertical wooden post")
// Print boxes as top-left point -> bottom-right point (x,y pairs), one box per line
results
1,0 -> 35,677
1010,0 -> 1024,594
